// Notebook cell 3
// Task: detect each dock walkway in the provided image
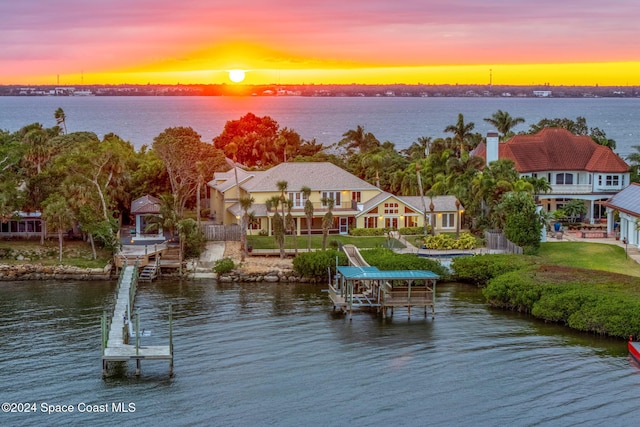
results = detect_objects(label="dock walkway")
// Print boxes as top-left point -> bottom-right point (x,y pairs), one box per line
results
101,264 -> 173,377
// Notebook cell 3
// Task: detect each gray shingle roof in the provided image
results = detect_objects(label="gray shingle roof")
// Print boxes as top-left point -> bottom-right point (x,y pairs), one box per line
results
241,162 -> 379,192
604,183 -> 640,216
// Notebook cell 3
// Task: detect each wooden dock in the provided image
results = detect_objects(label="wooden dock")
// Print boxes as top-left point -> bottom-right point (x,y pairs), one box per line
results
101,263 -> 173,378
114,242 -> 168,268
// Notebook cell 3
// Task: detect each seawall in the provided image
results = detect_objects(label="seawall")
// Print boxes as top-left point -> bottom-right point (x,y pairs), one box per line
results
0,263 -> 113,281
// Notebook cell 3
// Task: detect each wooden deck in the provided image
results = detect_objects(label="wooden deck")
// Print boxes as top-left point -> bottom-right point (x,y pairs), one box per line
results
101,264 -> 173,377
114,242 -> 168,268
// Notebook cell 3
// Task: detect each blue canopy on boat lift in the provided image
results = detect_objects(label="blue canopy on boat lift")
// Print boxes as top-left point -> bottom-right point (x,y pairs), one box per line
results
336,266 -> 439,280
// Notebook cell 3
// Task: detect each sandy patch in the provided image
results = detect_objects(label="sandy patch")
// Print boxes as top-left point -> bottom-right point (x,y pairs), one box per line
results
223,242 -> 293,274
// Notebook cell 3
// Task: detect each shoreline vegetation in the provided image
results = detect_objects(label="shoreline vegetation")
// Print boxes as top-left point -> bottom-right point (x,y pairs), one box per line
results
452,243 -> 640,340
2,106 -> 639,341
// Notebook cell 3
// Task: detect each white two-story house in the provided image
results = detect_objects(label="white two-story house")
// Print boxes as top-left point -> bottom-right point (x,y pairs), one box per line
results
472,128 -> 630,224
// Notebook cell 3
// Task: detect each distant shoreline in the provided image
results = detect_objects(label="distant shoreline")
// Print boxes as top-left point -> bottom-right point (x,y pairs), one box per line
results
2,83 -> 639,98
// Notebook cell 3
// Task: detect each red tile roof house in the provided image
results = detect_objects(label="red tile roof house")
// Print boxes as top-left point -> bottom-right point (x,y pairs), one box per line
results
472,128 -> 630,234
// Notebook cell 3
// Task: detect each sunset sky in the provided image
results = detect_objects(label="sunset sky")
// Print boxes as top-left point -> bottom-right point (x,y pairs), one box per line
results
2,0 -> 640,86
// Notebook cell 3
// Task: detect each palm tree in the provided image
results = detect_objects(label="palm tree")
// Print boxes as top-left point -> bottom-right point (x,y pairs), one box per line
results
54,107 -> 67,134
285,199 -> 298,256
266,195 -> 285,258
483,110 -> 525,140
401,136 -> 432,160
338,125 -> 380,153
276,179 -> 288,229
627,145 -> 640,181
415,163 -> 429,235
195,161 -> 206,228
239,195 -> 254,261
301,186 -> 313,250
321,197 -> 335,250
444,113 -> 475,157
361,152 -> 384,188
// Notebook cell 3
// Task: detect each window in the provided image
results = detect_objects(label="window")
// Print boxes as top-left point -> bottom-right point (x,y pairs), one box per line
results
405,216 -> 417,227
605,175 -> 620,186
556,173 -> 573,185
384,202 -> 399,214
322,191 -> 341,207
248,218 -> 260,230
351,191 -> 361,203
288,192 -> 307,208
441,213 -> 455,228
365,217 -> 378,228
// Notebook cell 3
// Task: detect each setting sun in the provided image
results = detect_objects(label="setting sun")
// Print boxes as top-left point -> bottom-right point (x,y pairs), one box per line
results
228,69 -> 246,83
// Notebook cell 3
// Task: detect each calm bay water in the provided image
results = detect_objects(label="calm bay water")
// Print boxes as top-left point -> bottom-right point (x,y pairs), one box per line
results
1,279 -> 639,426
1,96 -> 639,158
2,96 -> 640,425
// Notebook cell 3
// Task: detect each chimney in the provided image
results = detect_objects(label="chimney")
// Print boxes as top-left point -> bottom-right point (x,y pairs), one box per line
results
486,132 -> 500,165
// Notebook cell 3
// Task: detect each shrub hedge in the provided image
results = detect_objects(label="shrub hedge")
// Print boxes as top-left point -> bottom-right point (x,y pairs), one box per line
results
451,254 -> 532,287
482,269 -> 640,338
360,248 -> 450,279
292,249 -> 348,278
213,257 -> 235,274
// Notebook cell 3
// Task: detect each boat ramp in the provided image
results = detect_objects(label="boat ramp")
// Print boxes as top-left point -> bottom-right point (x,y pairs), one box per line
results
328,244 -> 439,320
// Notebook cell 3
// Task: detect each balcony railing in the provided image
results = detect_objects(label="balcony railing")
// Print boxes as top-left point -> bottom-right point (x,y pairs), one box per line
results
267,199 -> 359,212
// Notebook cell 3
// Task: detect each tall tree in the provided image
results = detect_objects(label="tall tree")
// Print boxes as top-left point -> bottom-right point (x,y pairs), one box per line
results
285,199 -> 298,256
321,197 -> 335,250
153,126 -> 226,217
239,195 -> 254,261
496,191 -> 543,252
301,186 -> 313,250
54,108 -> 67,134
42,194 -> 74,263
338,125 -> 380,154
444,113 -> 475,157
483,110 -> 525,140
213,113 -> 303,167
627,146 -> 640,182
266,196 -> 285,259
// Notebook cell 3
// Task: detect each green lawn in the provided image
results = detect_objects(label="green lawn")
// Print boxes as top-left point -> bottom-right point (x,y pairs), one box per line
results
537,242 -> 640,277
0,240 -> 112,268
246,234 -> 405,250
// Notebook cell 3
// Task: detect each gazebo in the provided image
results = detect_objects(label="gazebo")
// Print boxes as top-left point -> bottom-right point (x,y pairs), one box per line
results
130,195 -> 164,241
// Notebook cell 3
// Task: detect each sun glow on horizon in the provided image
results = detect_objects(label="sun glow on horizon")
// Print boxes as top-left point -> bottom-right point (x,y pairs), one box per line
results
6,62 -> 640,87
228,69 -> 246,83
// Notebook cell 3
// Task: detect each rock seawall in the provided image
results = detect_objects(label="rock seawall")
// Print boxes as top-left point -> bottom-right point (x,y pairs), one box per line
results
216,269 -> 321,283
0,263 -> 113,281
